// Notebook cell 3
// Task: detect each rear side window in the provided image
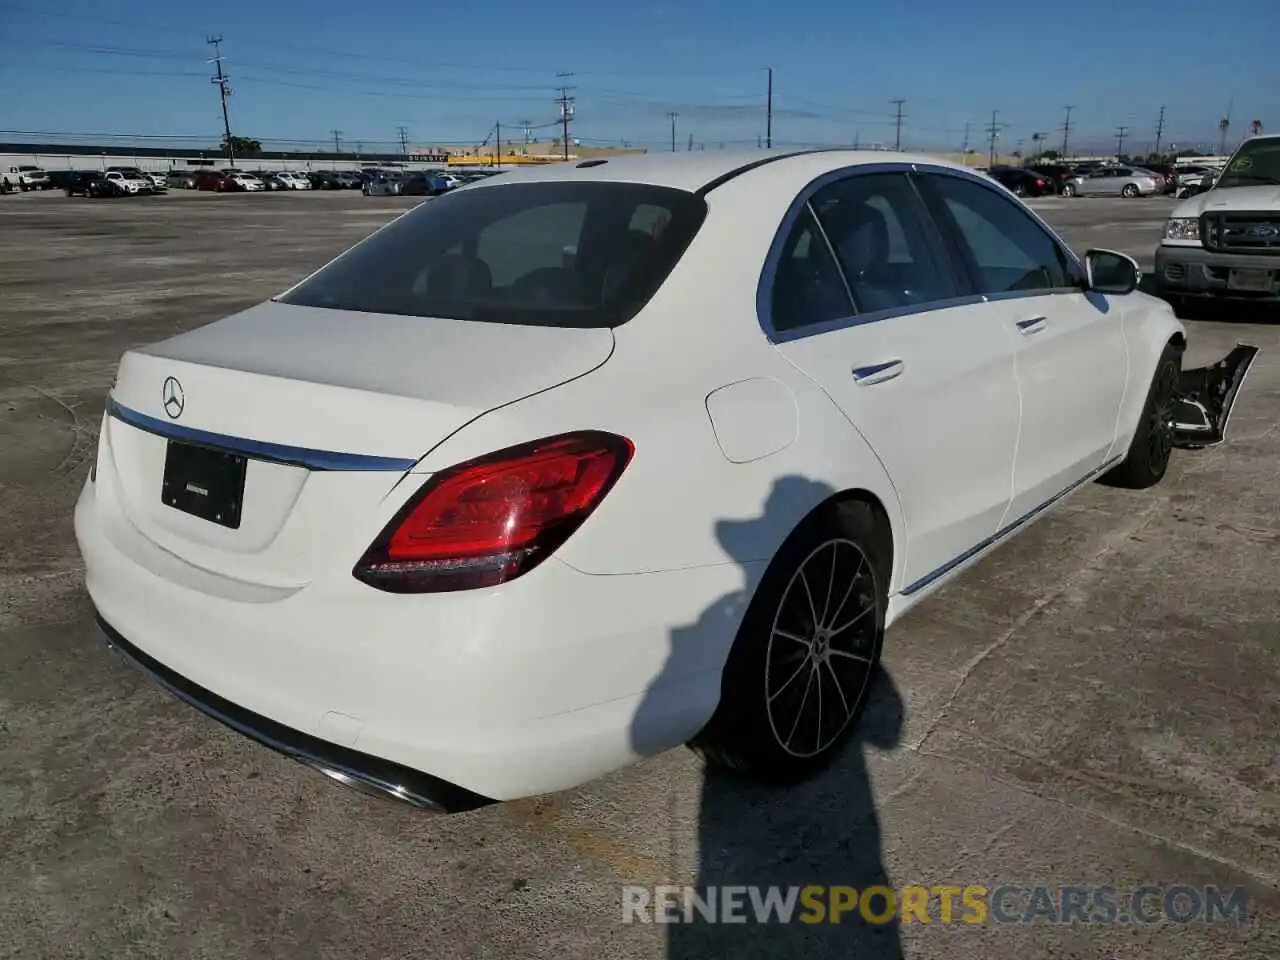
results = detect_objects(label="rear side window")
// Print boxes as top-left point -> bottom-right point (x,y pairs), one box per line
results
923,174 -> 1071,294
809,172 -> 958,313
279,181 -> 707,328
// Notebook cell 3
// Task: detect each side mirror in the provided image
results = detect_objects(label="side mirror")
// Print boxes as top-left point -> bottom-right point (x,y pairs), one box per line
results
1085,248 -> 1141,295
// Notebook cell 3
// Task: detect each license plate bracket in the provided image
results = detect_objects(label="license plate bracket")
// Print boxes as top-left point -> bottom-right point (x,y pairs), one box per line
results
161,440 -> 247,529
1227,268 -> 1273,292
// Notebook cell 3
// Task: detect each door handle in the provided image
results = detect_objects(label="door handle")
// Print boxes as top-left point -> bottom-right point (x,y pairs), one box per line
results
1016,316 -> 1047,335
852,359 -> 904,385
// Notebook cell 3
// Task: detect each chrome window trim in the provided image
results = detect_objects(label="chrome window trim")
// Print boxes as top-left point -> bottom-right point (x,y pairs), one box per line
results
756,161 -> 1090,344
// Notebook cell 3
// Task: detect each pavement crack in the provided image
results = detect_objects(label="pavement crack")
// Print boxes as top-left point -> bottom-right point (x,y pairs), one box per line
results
909,492 -> 1168,752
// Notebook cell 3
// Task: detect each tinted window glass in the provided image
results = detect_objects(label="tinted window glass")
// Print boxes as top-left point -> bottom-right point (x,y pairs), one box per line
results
279,181 -> 706,328
809,172 -> 957,314
926,174 -> 1070,293
770,207 -> 854,332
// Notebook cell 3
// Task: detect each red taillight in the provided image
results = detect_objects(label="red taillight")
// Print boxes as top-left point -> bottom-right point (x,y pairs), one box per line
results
354,431 -> 634,593
1036,178 -> 1047,187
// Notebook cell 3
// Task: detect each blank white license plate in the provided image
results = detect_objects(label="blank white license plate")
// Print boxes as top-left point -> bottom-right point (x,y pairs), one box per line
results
1228,268 -> 1273,292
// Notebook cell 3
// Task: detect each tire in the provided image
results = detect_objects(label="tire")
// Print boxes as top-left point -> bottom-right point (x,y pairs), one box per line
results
1121,183 -> 1139,198
1061,182 -> 1076,197
690,499 -> 890,784
1100,343 -> 1180,490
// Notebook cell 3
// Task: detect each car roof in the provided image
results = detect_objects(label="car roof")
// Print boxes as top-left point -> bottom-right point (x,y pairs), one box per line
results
461,148 -> 980,194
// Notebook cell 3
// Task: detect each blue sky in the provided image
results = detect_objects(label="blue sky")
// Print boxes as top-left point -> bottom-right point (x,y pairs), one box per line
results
2,0 -> 1277,155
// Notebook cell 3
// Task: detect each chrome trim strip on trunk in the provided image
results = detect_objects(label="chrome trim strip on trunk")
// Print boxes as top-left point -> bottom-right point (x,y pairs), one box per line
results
107,398 -> 419,472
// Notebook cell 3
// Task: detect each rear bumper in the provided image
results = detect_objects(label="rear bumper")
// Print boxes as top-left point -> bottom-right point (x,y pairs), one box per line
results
98,613 -> 494,812
1155,244 -> 1280,301
75,462 -> 745,802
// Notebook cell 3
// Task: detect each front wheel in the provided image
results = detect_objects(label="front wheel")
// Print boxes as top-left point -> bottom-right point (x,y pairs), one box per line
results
1061,182 -> 1076,197
1121,184 -> 1139,198
1100,343 -> 1180,490
691,500 -> 889,784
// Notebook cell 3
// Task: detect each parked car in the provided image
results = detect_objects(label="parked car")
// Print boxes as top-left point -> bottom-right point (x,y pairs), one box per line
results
275,171 -> 311,190
1156,133 -> 1280,309
306,171 -> 340,190
1140,163 -> 1180,195
224,173 -> 266,192
8,165 -> 50,191
102,171 -> 152,195
76,150 -> 1259,811
167,170 -> 198,189
331,171 -> 362,189
1026,163 -> 1079,195
251,171 -> 289,191
1173,164 -> 1220,198
399,173 -> 450,197
66,171 -> 122,198
1061,166 -> 1161,197
988,166 -> 1057,197
194,169 -> 229,191
362,172 -> 403,196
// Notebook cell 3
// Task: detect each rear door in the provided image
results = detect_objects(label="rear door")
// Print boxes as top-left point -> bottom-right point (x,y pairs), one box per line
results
768,167 -> 1021,591
916,169 -> 1128,525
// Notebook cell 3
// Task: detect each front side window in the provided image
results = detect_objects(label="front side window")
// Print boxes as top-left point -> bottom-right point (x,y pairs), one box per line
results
923,174 -> 1072,294
810,172 -> 958,314
280,181 -> 706,328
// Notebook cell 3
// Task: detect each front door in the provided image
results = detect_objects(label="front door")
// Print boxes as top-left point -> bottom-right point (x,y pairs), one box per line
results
766,169 -> 1021,591
916,170 -> 1129,524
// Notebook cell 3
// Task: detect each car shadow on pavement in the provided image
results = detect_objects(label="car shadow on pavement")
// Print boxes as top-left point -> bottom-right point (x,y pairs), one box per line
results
1142,271 -> 1280,324
630,477 -> 907,959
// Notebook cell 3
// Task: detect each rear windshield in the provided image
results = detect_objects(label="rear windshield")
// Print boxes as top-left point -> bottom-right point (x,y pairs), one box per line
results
278,180 -> 708,328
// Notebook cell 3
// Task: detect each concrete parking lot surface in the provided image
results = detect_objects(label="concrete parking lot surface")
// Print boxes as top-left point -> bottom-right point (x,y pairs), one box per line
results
2,190 -> 1278,959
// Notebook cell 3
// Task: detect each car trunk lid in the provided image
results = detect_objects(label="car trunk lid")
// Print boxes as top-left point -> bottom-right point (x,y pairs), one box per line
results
104,300 -> 614,587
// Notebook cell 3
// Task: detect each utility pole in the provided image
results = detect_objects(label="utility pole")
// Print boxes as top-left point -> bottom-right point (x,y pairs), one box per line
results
1061,105 -> 1074,157
890,98 -> 906,150
687,133 -> 693,152
1219,98 -> 1233,155
555,73 -> 575,162
961,121 -> 970,155
520,120 -> 531,151
986,109 -> 1002,167
207,36 -> 234,166
1153,106 -> 1165,158
667,111 -> 679,153
396,125 -> 410,157
1115,125 -> 1128,159
331,129 -> 342,154
765,67 -> 773,148
494,120 -> 500,167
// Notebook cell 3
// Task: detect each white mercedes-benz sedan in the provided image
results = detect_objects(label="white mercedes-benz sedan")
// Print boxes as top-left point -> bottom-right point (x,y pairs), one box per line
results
76,150 -> 1258,812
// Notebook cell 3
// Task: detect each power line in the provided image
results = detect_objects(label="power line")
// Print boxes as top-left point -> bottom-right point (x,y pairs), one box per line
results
1061,105 -> 1074,156
331,129 -> 343,153
396,125 -> 409,156
206,36 -> 234,164
1115,125 -> 1129,158
890,98 -> 906,150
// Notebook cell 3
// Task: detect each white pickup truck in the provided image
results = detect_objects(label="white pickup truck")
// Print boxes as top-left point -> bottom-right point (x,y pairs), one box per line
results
7,165 -> 51,191
1156,134 -> 1280,308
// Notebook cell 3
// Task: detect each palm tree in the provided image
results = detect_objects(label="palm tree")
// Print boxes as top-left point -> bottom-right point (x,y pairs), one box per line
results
1218,117 -> 1230,155
1251,119 -> 1263,137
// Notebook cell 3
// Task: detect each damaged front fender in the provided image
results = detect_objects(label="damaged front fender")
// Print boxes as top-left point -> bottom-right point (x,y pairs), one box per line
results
1172,343 -> 1261,448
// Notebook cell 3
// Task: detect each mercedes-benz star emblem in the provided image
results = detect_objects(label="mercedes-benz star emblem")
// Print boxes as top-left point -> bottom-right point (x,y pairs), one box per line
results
162,376 -> 184,419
